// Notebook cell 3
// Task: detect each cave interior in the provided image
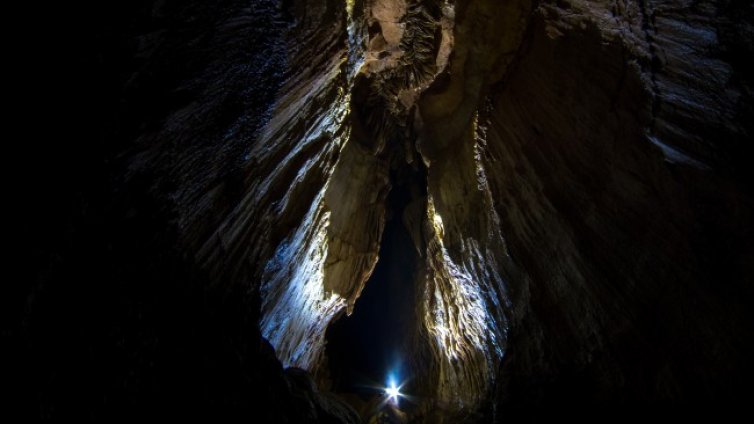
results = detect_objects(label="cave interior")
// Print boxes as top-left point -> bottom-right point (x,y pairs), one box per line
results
10,0 -> 754,423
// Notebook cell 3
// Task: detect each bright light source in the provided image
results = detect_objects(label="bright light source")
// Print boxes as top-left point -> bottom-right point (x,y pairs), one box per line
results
386,385 -> 400,399
385,379 -> 402,406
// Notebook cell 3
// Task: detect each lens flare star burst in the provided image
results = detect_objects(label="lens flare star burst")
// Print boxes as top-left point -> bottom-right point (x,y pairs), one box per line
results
384,375 -> 404,406
385,384 -> 401,403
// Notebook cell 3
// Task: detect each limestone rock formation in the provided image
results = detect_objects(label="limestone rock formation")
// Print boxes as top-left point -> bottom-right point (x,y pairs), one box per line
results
14,0 -> 754,422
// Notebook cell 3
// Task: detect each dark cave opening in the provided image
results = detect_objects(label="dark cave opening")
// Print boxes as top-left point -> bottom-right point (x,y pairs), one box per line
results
325,162 -> 426,400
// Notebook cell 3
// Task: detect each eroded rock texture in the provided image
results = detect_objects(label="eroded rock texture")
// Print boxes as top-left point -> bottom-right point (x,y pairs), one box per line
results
485,0 -> 754,414
14,0 -> 754,422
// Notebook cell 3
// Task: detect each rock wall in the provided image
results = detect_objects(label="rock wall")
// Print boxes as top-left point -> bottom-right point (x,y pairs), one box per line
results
482,0 -> 754,413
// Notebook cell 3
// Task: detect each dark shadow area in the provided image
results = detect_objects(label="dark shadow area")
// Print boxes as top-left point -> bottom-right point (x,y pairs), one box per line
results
10,1 -> 357,422
325,164 -> 425,399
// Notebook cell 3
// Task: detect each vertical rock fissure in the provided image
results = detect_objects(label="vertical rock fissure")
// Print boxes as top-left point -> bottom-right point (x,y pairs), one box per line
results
324,154 -> 427,400
260,0 -> 511,417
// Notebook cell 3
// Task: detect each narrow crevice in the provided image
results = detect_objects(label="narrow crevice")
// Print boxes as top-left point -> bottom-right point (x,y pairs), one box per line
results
324,153 -> 427,409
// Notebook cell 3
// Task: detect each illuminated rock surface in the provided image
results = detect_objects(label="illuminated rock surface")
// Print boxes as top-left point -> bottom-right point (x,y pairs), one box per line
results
13,0 -> 754,422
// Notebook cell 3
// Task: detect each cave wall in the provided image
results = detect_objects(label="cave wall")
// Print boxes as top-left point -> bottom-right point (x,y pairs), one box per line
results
413,0 -> 754,415
410,0 -> 536,413
483,0 -> 754,410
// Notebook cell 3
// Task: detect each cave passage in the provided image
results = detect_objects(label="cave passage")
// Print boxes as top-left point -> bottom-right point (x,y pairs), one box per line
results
325,164 -> 425,399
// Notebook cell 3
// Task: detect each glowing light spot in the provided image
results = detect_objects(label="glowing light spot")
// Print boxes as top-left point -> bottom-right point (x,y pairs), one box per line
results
384,377 -> 403,406
386,385 -> 400,401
